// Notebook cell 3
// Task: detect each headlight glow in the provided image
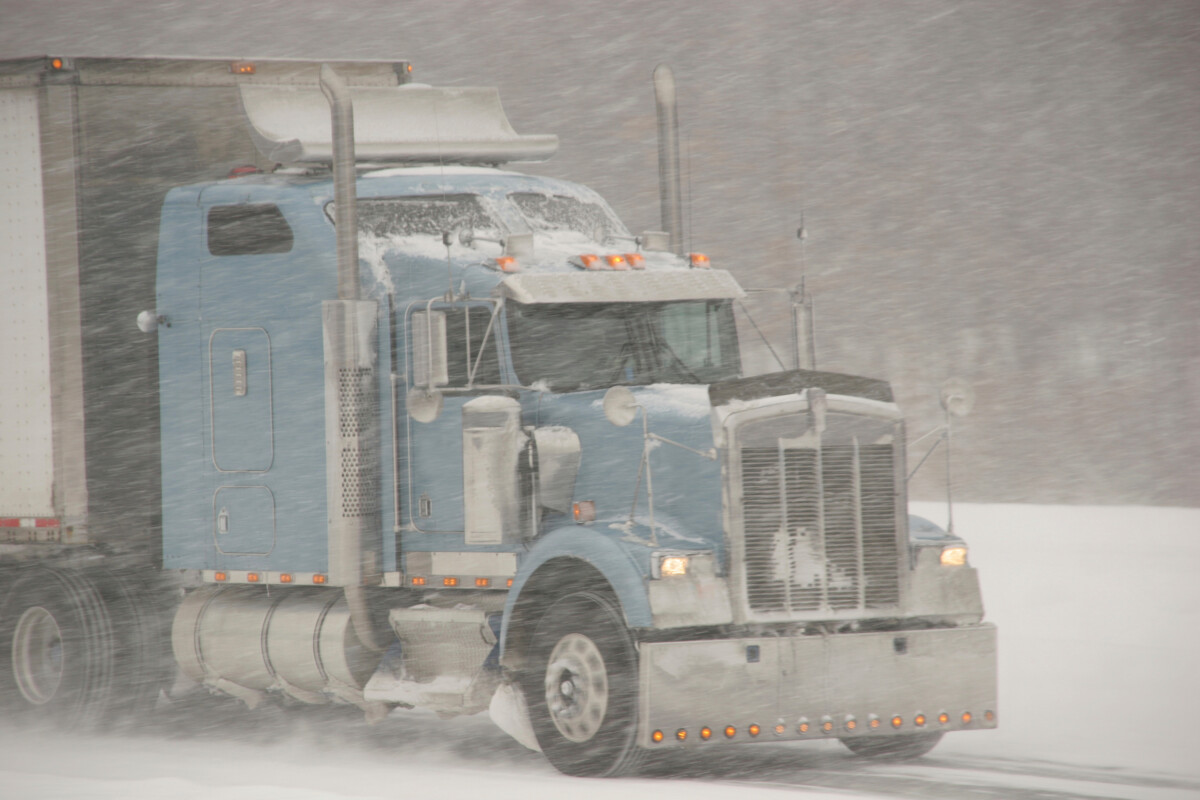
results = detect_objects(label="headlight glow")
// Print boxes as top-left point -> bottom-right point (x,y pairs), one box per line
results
940,546 -> 968,566
659,555 -> 689,577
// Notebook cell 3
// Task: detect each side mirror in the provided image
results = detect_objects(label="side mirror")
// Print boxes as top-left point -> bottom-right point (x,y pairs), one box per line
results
411,310 -> 449,388
940,377 -> 975,418
602,386 -> 639,427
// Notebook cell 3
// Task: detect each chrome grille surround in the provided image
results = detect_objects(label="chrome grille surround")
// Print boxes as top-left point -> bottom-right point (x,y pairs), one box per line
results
723,395 -> 907,622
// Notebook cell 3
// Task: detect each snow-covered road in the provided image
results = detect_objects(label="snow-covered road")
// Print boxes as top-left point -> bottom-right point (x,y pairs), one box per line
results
2,503 -> 1198,799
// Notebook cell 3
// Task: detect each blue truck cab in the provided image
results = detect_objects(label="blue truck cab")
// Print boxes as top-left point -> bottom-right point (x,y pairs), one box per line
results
152,65 -> 995,777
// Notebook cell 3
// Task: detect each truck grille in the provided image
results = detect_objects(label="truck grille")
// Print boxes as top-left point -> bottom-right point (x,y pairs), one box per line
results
737,413 -> 902,617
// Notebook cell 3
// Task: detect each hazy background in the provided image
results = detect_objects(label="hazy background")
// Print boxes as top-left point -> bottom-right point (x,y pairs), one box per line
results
2,0 -> 1196,507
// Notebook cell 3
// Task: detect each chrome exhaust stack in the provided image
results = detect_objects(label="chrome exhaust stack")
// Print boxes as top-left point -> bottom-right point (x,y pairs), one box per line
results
653,64 -> 684,256
319,64 -> 384,652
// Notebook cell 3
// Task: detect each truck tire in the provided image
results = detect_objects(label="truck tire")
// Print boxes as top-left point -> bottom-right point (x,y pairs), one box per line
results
0,567 -> 116,729
523,590 -> 643,777
840,732 -> 943,760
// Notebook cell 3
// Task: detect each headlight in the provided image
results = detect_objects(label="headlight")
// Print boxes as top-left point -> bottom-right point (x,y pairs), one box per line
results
659,555 -> 689,577
940,546 -> 968,566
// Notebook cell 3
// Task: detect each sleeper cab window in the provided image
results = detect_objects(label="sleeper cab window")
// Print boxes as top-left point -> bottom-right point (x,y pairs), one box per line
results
207,204 -> 294,256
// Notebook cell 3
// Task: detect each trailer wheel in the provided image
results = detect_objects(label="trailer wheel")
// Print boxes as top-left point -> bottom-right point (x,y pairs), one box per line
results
0,568 -> 116,729
523,590 -> 642,777
840,732 -> 943,760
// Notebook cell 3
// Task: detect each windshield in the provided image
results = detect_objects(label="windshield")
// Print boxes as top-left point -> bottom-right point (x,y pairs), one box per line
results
507,300 -> 741,391
508,192 -> 626,243
350,195 -> 503,238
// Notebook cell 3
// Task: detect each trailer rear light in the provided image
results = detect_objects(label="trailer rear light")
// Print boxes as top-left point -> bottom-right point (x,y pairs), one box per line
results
247,573 -> 260,583
725,725 -> 737,738
605,254 -> 628,270
411,576 -> 427,586
675,729 -> 687,741
914,713 -> 927,727
575,254 -> 601,270
624,253 -> 646,269
312,574 -> 327,585
475,578 -> 490,587
652,730 -> 664,743
279,574 -> 293,584
494,256 -> 519,272
699,726 -> 712,740
231,61 -> 256,74
214,572 -> 228,582
688,252 -> 710,268
962,712 -> 973,724
443,577 -> 459,587
891,716 -> 903,728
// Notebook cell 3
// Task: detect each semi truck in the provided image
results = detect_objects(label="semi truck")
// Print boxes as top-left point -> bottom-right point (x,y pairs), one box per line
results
0,55 -> 995,777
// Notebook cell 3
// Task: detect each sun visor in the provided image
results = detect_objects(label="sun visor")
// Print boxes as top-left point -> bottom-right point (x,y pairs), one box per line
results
239,84 -> 558,164
497,269 -> 745,304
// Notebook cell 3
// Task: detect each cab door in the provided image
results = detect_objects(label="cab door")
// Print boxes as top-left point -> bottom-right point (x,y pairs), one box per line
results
401,302 -> 504,532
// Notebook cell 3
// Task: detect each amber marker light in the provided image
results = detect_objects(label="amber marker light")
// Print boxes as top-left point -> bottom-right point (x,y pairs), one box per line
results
868,715 -> 881,730
411,576 -> 426,586
50,57 -> 65,70
573,500 -> 596,524
915,714 -> 927,727
724,725 -> 737,738
475,578 -> 490,588
797,720 -> 810,734
230,61 -> 256,74
247,573 -> 260,583
774,723 -> 786,736
312,574 -> 327,585
443,577 -> 459,587
506,578 -> 514,587
962,712 -> 973,724
280,574 -> 293,584
494,256 -> 519,273
676,729 -> 688,741
625,253 -> 646,269
845,718 -> 857,731
891,716 -> 903,729
577,254 -> 601,270
938,712 -> 950,725
214,571 -> 227,582
699,727 -> 712,740
822,720 -> 833,733
985,710 -> 995,722
652,730 -> 664,743
605,254 -> 629,270
688,253 -> 710,268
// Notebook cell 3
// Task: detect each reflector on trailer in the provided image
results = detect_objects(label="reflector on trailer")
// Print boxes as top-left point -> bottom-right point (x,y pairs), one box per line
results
774,723 -> 785,735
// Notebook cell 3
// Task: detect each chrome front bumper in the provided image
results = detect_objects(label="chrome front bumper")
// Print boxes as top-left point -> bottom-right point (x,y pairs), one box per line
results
637,623 -> 997,747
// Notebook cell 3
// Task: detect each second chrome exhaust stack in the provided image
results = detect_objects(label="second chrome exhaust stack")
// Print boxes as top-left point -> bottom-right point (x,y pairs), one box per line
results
653,64 -> 684,256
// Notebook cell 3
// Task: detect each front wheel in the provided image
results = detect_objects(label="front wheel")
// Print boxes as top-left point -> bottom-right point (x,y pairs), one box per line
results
523,590 -> 642,777
840,732 -> 943,760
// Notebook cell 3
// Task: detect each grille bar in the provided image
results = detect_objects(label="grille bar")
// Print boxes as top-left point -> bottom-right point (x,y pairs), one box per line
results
738,416 -> 901,617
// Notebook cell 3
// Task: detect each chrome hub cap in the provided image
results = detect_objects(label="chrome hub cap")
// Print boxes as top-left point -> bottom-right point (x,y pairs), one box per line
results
545,633 -> 608,743
12,606 -> 64,705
